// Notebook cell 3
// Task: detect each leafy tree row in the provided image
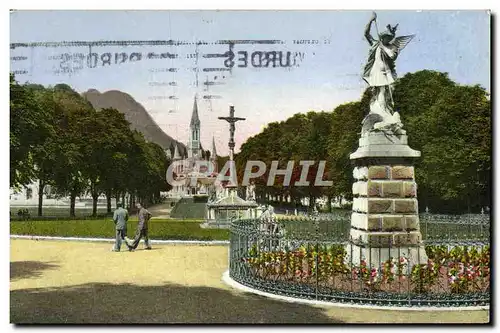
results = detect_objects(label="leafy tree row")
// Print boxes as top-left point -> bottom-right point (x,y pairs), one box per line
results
10,74 -> 171,217
235,70 -> 491,214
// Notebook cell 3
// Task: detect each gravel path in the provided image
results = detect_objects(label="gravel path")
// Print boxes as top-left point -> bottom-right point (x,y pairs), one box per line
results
146,202 -> 173,219
10,239 -> 489,324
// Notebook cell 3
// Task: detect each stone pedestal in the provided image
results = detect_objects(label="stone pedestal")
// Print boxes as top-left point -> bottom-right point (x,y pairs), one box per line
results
345,131 -> 428,269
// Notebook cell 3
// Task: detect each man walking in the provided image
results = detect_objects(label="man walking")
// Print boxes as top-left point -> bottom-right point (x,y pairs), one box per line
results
126,202 -> 152,251
112,202 -> 129,252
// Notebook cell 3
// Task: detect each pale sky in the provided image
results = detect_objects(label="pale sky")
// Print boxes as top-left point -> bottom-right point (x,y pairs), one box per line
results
10,10 -> 490,155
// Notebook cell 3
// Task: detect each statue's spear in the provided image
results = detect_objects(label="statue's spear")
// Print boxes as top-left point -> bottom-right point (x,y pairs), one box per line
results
372,12 -> 395,111
373,11 -> 381,39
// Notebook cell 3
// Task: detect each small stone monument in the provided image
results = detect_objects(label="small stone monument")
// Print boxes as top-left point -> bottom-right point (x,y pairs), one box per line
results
345,12 -> 427,269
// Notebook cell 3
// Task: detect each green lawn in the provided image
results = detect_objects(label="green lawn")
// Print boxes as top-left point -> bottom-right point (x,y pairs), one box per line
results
10,219 -> 229,241
156,218 -> 204,223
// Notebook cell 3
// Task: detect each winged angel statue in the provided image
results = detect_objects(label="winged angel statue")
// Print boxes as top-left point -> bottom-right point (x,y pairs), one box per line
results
361,12 -> 415,135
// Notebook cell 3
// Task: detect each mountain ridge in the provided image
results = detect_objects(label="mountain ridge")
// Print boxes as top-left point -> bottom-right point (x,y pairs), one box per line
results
82,89 -> 188,156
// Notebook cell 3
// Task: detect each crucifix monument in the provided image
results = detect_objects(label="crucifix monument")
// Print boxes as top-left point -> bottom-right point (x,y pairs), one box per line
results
201,104 -> 257,229
218,104 -> 246,163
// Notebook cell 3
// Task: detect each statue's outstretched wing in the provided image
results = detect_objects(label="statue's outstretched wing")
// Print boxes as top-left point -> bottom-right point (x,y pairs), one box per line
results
392,35 -> 415,52
361,113 -> 384,135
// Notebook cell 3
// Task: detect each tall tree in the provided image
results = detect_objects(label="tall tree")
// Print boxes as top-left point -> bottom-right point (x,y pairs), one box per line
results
10,75 -> 53,188
394,71 -> 491,213
29,85 -> 58,216
304,111 -> 333,210
50,84 -> 95,217
327,98 -> 366,204
96,108 -> 136,213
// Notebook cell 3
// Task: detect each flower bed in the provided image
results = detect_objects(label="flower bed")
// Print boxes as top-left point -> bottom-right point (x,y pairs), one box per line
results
239,244 -> 489,296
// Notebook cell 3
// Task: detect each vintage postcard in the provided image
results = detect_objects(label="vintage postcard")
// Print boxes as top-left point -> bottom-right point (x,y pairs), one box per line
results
9,9 -> 491,324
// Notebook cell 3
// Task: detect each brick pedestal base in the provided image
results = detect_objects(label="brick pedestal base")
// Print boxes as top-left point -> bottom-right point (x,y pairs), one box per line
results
346,132 -> 428,269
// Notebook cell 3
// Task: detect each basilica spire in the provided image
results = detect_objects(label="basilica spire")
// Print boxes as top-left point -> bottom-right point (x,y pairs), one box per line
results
190,95 -> 200,127
173,143 -> 180,160
210,136 -> 217,160
210,136 -> 218,173
188,95 -> 201,158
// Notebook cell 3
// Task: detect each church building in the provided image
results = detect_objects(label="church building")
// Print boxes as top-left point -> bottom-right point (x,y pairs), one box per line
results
166,96 -> 219,197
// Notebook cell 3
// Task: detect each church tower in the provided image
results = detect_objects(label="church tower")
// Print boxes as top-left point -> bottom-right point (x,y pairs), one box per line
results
188,95 -> 201,158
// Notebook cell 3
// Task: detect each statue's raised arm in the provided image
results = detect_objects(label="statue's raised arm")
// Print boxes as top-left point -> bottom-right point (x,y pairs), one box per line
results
364,12 -> 377,45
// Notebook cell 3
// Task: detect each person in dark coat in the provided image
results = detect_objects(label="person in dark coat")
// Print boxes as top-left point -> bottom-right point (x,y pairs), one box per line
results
126,202 -> 152,251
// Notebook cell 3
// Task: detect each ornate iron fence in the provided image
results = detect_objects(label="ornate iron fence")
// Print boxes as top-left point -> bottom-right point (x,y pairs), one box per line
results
229,214 -> 490,308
